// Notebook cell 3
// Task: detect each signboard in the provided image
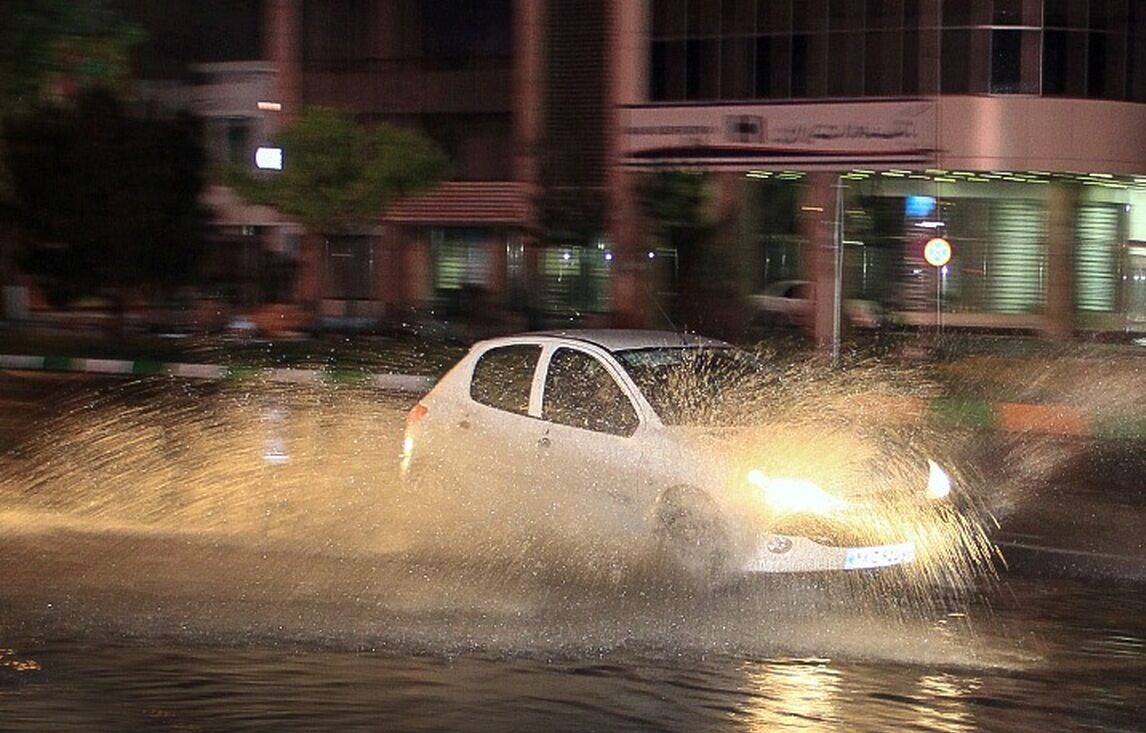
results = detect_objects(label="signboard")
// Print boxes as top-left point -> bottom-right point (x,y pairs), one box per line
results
924,237 -> 952,268
622,101 -> 936,169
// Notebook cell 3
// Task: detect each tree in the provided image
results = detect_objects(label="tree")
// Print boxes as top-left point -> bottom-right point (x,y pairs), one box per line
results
230,107 -> 451,236
4,87 -> 208,307
0,0 -> 142,199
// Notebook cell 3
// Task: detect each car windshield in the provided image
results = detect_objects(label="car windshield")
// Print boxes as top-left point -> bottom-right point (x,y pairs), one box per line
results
613,346 -> 769,426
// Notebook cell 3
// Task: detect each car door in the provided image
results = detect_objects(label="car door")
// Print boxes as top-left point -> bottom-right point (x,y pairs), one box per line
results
534,346 -> 656,533
453,342 -> 545,492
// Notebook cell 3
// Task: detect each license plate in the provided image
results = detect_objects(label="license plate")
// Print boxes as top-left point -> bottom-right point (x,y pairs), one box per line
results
844,542 -> 916,570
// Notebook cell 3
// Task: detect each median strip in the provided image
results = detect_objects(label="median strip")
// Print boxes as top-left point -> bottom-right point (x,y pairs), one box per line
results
1,353 -> 434,393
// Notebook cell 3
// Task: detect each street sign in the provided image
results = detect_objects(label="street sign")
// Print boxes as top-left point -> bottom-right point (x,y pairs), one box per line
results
924,237 -> 951,267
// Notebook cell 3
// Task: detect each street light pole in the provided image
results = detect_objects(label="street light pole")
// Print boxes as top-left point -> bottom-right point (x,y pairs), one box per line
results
832,176 -> 845,367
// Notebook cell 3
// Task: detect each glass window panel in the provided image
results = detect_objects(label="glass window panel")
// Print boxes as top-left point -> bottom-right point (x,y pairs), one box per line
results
942,0 -> 972,26
941,29 -> 970,93
969,28 -> 991,93
652,0 -> 688,37
829,0 -> 865,30
793,0 -> 827,32
1130,32 -> 1146,101
721,36 -> 755,98
470,345 -> 540,415
867,0 -> 904,29
1043,29 -> 1088,95
722,0 -> 757,35
543,349 -> 638,436
755,34 -> 793,97
686,38 -> 720,99
652,39 -> 687,100
828,32 -> 865,96
1045,0 -> 1085,28
758,0 -> 792,32
991,29 -> 1022,92
993,0 -> 1023,25
1090,0 -> 1128,31
903,0 -> 920,27
689,0 -> 721,36
902,28 -> 920,94
1089,31 -> 1127,99
792,34 -> 809,96
865,30 -> 903,95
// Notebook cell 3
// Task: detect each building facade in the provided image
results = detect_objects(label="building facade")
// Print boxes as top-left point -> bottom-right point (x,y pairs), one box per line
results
262,0 -> 1146,341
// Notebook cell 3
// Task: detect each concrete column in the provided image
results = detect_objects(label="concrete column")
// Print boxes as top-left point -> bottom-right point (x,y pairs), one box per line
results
609,170 -> 651,328
264,0 -> 301,125
607,0 -> 651,329
1043,182 -> 1079,340
800,171 -> 840,350
703,171 -> 749,339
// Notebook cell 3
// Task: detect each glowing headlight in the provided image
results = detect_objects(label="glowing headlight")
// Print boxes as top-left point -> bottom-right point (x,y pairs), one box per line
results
747,469 -> 848,515
926,459 -> 952,499
400,435 -> 415,474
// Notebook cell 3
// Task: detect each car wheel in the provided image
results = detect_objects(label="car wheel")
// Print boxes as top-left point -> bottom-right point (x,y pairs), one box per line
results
652,486 -> 731,582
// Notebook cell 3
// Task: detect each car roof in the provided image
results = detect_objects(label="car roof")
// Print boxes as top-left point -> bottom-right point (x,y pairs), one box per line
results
486,329 -> 732,353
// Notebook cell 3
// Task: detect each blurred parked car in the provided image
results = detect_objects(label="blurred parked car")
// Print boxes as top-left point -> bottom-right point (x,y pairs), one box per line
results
749,280 -> 882,330
400,329 -> 966,581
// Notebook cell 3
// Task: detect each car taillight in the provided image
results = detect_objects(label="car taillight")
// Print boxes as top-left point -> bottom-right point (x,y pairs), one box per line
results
406,403 -> 428,425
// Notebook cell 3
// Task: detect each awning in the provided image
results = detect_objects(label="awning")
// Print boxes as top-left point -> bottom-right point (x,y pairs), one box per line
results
383,181 -> 530,226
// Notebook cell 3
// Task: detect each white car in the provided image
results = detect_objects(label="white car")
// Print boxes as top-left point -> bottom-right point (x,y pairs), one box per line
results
400,330 -> 965,580
749,280 -> 882,329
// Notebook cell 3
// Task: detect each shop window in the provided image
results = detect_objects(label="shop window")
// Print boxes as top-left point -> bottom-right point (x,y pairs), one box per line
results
433,228 -> 492,292
1076,204 -> 1120,312
541,243 -> 612,314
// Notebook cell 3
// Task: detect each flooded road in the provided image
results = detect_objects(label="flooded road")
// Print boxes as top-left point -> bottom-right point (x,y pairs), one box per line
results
0,372 -> 1142,731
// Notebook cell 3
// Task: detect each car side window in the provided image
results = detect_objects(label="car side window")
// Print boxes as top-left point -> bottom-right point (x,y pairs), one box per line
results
542,348 -> 639,437
470,344 -> 541,415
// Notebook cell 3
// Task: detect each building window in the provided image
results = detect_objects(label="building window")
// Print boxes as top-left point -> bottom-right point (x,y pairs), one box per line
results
646,0 -> 1142,103
432,228 -> 492,292
324,236 -> 373,300
991,29 -> 1039,94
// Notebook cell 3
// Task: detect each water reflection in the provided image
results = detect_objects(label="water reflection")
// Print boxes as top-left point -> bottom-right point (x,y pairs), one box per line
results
913,673 -> 980,733
741,659 -> 841,732
0,647 -> 41,672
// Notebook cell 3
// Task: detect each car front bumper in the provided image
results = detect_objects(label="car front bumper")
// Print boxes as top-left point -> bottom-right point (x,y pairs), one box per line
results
742,534 -> 916,573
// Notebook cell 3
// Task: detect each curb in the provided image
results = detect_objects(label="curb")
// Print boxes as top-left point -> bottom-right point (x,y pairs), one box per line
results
927,396 -> 1146,440
0,354 -> 434,393
3,353 -> 1143,438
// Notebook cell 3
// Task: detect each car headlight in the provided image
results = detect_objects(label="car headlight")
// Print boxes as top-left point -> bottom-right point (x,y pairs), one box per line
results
747,469 -> 848,516
926,459 -> 952,500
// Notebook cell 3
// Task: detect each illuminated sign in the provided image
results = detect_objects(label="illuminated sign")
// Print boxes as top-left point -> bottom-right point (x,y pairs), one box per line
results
924,237 -> 952,267
255,146 -> 283,170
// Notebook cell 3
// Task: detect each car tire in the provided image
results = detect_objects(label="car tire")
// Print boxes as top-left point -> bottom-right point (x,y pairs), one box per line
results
652,486 -> 732,583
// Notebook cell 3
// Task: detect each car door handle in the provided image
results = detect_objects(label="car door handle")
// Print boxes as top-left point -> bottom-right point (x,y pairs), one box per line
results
537,436 -> 551,448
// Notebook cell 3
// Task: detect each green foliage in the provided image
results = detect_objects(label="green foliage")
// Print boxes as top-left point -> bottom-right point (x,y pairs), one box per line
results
0,0 -> 141,115
0,0 -> 142,200
230,108 -> 451,235
637,169 -> 712,241
4,87 -> 208,305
